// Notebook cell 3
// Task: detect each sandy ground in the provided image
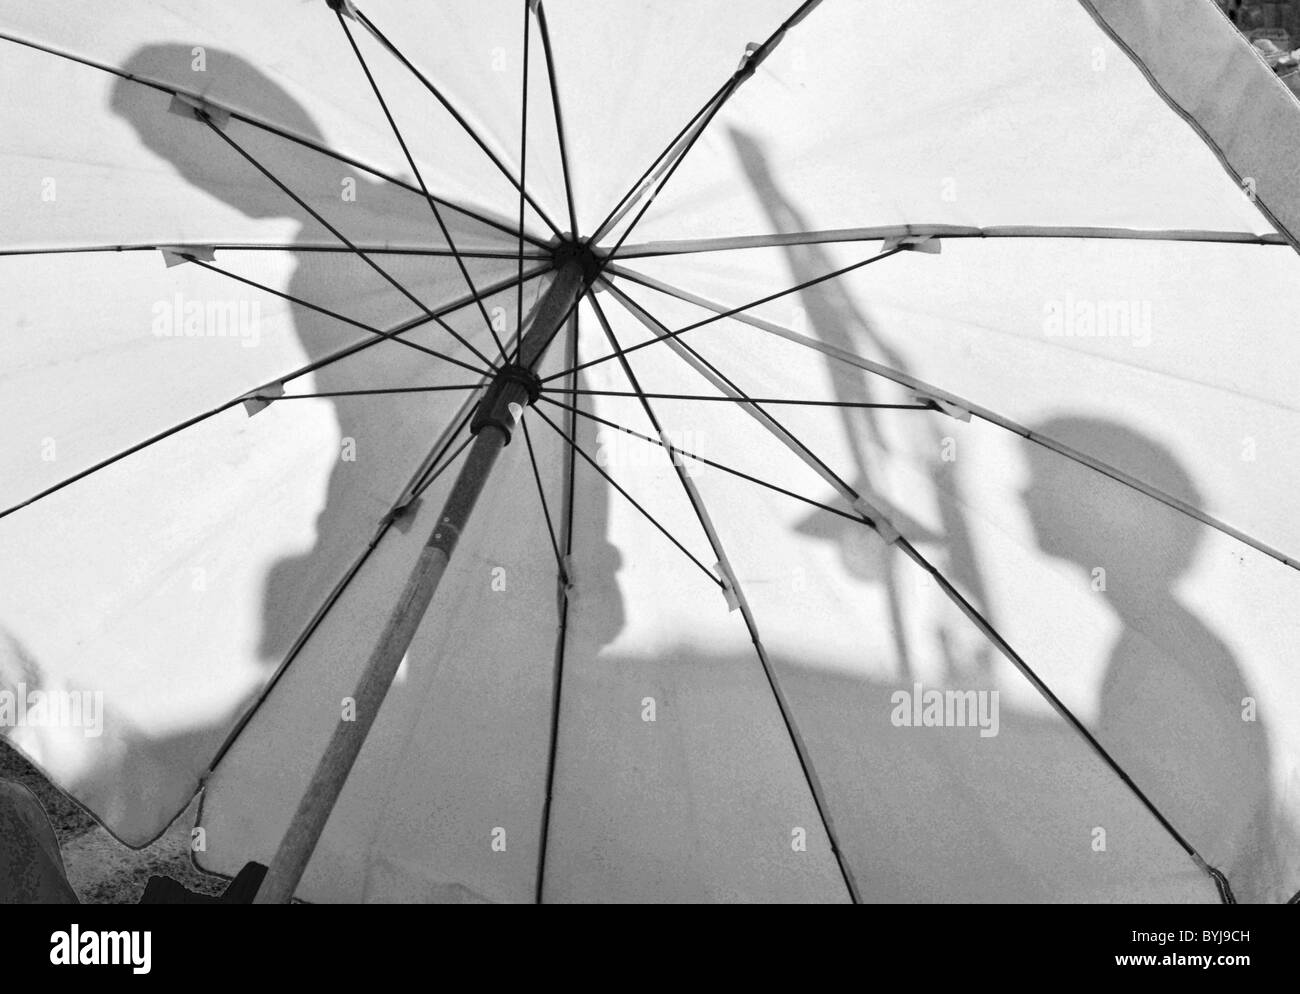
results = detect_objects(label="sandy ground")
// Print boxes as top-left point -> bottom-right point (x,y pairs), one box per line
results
0,738 -> 226,903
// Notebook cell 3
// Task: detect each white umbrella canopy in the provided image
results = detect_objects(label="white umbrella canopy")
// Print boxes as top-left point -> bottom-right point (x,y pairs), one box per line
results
1,0 -> 1298,903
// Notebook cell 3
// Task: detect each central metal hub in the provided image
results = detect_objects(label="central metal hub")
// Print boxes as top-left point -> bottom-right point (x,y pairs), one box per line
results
551,238 -> 603,283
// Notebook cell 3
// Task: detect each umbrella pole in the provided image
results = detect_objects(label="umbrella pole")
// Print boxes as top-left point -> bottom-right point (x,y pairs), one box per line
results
255,257 -> 588,903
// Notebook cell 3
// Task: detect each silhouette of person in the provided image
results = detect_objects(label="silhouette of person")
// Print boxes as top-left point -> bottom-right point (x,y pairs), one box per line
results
110,46 -> 508,663
1022,416 -> 1275,898
109,48 -> 639,900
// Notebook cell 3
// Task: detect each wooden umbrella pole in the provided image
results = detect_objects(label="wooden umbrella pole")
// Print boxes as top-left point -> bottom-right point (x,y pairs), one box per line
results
255,259 -> 587,903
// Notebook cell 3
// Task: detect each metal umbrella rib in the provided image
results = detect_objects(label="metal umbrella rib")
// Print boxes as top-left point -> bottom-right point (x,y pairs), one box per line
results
531,403 -> 723,590
534,309 -> 581,905
610,225 -> 1292,259
537,393 -> 895,526
587,289 -> 862,902
336,9 -> 510,363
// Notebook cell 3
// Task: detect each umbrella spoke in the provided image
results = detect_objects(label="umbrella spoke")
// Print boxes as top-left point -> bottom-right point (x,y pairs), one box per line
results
407,388 -> 492,506
336,10 -> 510,364
0,268 -> 547,521
198,117 -> 501,371
539,247 -> 903,384
409,424 -> 476,503
530,404 -> 722,588
588,292 -> 727,571
538,394 -> 862,524
519,418 -> 568,585
190,257 -> 499,377
536,308 -> 581,904
534,1 -> 579,239
513,0 -> 533,364
602,281 -> 862,501
545,388 -> 933,410
351,7 -> 565,242
587,83 -> 730,247
588,287 -> 861,903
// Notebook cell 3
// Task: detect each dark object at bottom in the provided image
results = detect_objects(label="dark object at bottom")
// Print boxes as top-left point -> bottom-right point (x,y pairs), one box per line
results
0,778 -> 79,904
140,861 -> 267,904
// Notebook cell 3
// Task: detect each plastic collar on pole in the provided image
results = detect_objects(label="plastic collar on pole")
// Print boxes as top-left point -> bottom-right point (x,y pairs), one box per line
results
470,365 -> 543,443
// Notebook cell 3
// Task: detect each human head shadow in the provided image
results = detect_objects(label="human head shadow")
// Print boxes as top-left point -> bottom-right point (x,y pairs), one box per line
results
723,126 -> 1282,898
103,48 -> 633,872
1024,415 -> 1278,898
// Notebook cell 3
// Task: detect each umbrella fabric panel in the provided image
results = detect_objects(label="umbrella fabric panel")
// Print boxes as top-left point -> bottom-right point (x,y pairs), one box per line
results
0,397 -> 337,844
0,0 -> 561,235
1084,0 -> 1300,250
538,576 -> 856,905
535,0 -> 798,236
198,345 -> 572,904
622,0 -> 1273,251
0,247 -> 527,511
0,281 -> 520,845
0,41 -> 524,253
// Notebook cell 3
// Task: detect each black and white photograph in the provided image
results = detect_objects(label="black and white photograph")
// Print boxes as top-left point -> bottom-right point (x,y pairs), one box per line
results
0,0 -> 1296,967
